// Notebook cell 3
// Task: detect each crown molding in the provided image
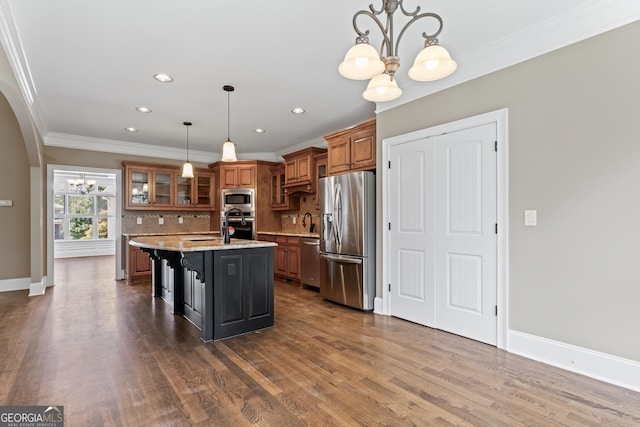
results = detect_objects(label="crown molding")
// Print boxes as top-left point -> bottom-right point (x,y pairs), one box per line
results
377,0 -> 640,112
0,0 -> 47,134
274,136 -> 327,158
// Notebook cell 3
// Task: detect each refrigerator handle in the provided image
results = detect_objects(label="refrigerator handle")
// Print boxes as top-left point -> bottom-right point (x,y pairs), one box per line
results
320,253 -> 363,264
323,213 -> 332,241
334,183 -> 342,245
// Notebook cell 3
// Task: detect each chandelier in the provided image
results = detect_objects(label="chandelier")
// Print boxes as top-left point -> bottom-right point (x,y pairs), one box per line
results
67,174 -> 96,195
339,0 -> 457,102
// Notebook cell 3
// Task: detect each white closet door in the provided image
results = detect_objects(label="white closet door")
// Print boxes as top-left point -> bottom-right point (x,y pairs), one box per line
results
388,137 -> 436,327
434,123 -> 497,345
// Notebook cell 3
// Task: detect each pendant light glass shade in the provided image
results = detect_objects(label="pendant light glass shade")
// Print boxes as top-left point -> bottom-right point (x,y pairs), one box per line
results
181,121 -> 194,178
181,162 -> 194,178
362,73 -> 403,102
221,140 -> 237,162
339,42 -> 385,80
408,44 -> 457,82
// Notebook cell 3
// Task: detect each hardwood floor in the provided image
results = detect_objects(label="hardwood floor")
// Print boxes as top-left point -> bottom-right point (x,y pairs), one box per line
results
1,256 -> 639,426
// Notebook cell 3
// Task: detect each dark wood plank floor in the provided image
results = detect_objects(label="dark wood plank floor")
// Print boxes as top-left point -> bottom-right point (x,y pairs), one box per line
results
1,256 -> 639,426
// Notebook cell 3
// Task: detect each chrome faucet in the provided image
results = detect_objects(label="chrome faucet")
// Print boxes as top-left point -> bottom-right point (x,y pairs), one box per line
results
302,212 -> 315,233
222,207 -> 246,244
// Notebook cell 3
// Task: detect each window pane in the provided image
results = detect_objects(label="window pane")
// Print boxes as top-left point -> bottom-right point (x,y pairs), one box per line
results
69,218 -> 93,240
69,196 -> 94,215
97,196 -> 115,215
54,195 -> 65,217
98,218 -> 109,239
54,219 -> 65,240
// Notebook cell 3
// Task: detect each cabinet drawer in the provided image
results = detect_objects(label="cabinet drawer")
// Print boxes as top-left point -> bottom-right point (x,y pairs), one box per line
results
287,236 -> 301,245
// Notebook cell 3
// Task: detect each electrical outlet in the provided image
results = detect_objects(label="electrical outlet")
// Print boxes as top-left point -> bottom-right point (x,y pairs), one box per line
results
292,216 -> 296,224
178,216 -> 183,224
136,217 -> 142,225
158,217 -> 164,225
0,200 -> 13,207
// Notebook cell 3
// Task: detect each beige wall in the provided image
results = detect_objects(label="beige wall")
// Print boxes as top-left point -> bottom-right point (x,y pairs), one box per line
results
377,21 -> 640,362
0,92 -> 31,280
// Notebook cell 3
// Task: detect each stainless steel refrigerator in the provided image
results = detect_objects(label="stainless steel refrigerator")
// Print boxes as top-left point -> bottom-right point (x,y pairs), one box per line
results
319,171 -> 375,310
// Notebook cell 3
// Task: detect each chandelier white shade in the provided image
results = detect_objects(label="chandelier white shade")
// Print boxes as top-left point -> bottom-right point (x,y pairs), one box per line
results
408,44 -> 457,81
363,73 -> 402,102
339,0 -> 457,102
221,85 -> 238,162
339,42 -> 385,80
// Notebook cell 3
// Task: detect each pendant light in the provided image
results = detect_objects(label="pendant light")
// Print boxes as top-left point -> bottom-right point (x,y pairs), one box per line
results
221,85 -> 238,162
181,121 -> 194,178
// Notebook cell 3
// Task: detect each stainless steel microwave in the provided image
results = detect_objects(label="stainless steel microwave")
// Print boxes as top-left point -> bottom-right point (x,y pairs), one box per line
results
221,188 -> 255,215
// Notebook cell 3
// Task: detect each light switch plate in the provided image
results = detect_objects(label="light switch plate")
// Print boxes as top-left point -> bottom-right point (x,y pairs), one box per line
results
0,200 -> 13,207
524,210 -> 537,226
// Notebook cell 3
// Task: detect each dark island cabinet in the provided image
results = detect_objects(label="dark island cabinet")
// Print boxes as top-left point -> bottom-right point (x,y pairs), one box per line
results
180,246 -> 274,341
183,268 -> 204,329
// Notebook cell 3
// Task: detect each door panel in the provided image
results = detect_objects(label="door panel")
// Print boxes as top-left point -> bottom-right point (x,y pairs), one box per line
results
435,123 -> 497,345
389,138 -> 436,327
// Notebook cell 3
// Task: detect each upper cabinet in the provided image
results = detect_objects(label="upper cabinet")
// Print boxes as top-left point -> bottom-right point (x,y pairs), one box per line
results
219,163 -> 256,188
270,164 -> 299,211
123,161 -> 215,211
324,119 -> 376,175
282,147 -> 327,193
314,153 -> 327,209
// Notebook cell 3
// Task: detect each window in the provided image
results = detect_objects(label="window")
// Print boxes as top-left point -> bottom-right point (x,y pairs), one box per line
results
54,172 -> 117,241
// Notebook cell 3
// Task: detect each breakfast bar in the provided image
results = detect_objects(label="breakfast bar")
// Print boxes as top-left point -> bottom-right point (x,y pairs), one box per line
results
129,235 -> 276,342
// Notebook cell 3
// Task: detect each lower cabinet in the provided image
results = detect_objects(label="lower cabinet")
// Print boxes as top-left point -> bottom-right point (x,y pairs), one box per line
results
258,234 -> 301,284
183,268 -> 204,329
127,244 -> 152,284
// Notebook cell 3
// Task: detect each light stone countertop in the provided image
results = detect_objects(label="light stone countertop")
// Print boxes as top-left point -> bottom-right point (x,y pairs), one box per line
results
257,231 -> 320,238
128,235 -> 276,252
123,231 -> 220,238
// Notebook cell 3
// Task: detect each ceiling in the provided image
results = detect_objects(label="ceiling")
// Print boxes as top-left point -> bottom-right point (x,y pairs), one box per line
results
1,1 -> 637,162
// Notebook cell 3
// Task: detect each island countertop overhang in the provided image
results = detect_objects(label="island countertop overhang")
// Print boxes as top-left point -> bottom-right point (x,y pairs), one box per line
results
128,234 -> 277,252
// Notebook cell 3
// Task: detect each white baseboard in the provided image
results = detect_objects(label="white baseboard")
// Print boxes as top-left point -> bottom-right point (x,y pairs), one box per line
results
374,296 -> 386,315
29,276 -> 47,296
0,277 -> 30,293
508,330 -> 640,393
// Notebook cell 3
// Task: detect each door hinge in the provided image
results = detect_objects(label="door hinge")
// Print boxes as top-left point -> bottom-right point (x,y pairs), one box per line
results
388,222 -> 391,231
495,305 -> 498,316
494,140 -> 497,152
495,223 -> 498,234
388,283 -> 391,292
388,160 -> 391,168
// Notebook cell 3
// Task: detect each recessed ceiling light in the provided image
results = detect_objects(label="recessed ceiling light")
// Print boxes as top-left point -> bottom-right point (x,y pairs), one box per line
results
124,127 -> 139,132
153,73 -> 173,82
254,128 -> 266,134
291,107 -> 305,114
135,106 -> 152,113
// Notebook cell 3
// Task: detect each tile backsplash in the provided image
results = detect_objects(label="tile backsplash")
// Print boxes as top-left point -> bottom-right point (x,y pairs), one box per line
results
280,195 -> 320,234
122,211 -> 212,234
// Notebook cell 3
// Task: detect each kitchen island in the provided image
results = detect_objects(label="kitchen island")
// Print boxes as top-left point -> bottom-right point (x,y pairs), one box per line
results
129,235 -> 276,342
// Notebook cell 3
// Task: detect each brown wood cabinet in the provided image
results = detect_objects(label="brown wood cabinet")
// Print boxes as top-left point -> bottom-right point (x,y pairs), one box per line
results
324,119 -> 376,175
282,147 -> 327,193
270,164 -> 299,211
126,243 -> 152,284
123,161 -> 215,211
219,163 -> 256,188
314,153 -> 327,209
257,234 -> 301,284
210,160 -> 282,233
